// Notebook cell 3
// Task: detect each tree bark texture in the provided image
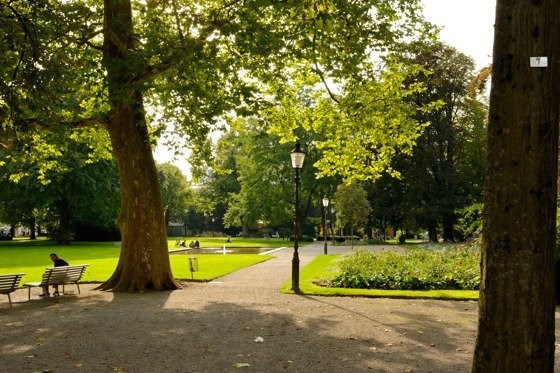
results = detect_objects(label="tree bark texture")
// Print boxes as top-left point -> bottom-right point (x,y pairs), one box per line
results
98,0 -> 176,292
472,1 -> 560,371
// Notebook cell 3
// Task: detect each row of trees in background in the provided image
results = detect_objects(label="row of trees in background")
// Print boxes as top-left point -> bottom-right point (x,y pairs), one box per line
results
191,43 -> 487,242
0,43 -> 487,244
0,139 -> 120,243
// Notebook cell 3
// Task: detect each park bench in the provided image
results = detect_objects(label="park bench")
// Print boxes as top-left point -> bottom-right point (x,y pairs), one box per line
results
23,264 -> 89,300
0,273 -> 25,308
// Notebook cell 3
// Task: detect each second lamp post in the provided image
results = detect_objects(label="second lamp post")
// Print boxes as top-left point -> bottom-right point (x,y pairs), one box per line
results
322,197 -> 329,254
290,139 -> 305,292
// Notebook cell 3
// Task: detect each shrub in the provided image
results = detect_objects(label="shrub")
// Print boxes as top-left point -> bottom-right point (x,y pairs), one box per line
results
329,243 -> 480,290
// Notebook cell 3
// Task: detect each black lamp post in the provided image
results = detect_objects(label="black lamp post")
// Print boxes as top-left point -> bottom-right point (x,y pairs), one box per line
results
322,197 -> 329,254
331,206 -> 336,246
290,139 -> 305,292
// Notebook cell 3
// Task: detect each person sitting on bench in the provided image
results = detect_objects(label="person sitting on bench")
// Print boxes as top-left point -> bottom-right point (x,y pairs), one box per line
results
40,253 -> 69,298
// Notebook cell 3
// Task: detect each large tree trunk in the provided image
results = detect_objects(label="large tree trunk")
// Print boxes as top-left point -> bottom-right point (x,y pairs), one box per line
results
97,0 -> 176,292
472,0 -> 560,371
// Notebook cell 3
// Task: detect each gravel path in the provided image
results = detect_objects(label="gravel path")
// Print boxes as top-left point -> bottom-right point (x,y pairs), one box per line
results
1,243 -> 560,372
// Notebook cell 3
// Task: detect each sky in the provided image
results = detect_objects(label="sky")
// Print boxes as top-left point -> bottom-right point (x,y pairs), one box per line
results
422,0 -> 496,69
153,0 -> 497,177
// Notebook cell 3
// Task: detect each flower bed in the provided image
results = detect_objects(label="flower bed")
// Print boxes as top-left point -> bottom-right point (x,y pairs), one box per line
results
329,244 -> 480,290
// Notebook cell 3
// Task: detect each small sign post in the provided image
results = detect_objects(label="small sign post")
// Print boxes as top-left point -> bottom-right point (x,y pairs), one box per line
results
188,257 -> 198,279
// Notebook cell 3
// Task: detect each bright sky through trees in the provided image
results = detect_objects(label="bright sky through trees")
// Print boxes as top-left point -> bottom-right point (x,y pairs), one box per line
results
153,0 -> 497,176
423,0 -> 495,69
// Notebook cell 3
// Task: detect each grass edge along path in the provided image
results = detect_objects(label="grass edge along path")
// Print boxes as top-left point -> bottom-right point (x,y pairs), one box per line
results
280,254 -> 479,301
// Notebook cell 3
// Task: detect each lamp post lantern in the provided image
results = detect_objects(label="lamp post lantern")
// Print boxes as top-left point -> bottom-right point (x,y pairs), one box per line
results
290,139 -> 305,292
322,197 -> 329,254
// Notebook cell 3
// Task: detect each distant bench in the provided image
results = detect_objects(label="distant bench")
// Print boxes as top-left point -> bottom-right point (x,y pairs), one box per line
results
23,264 -> 89,300
0,273 -> 25,308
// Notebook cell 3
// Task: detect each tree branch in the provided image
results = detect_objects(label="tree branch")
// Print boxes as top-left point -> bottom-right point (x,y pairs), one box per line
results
20,118 -> 107,130
170,0 -> 185,40
311,30 -> 340,103
135,59 -> 178,83
75,29 -> 104,51
4,3 -> 37,48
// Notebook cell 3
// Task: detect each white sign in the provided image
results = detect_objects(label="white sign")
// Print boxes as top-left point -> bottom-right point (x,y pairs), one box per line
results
530,57 -> 548,67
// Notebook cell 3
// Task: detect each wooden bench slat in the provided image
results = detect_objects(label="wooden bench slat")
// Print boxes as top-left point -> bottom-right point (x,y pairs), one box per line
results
0,273 -> 25,308
0,278 -> 22,283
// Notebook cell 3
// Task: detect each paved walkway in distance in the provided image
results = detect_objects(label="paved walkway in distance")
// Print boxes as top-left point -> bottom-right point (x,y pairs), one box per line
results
2,243 -> 560,372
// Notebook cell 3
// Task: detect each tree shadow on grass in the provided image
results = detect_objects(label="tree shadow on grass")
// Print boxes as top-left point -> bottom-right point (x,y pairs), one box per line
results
0,287 -> 487,372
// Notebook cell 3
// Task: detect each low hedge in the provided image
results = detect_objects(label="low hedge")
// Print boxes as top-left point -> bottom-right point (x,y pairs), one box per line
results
330,244 -> 480,290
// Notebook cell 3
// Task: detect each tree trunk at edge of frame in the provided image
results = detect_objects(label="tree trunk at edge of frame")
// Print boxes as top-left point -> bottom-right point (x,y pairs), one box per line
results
472,0 -> 560,371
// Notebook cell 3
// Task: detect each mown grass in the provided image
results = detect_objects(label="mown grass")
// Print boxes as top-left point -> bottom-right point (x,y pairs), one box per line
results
0,240 -> 271,284
280,254 -> 479,300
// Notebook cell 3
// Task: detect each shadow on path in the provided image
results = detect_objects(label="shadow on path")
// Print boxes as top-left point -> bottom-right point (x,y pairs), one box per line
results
1,288 -> 478,372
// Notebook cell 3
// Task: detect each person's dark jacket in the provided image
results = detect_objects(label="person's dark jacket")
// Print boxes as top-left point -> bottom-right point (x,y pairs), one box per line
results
54,258 -> 69,267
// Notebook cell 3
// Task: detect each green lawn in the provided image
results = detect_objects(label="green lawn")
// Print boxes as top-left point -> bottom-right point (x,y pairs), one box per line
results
167,236 -> 296,248
280,254 -> 479,300
0,240 -> 271,284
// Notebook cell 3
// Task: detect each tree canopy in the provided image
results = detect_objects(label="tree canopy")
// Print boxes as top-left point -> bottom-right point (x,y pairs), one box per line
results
1,0 -> 435,291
